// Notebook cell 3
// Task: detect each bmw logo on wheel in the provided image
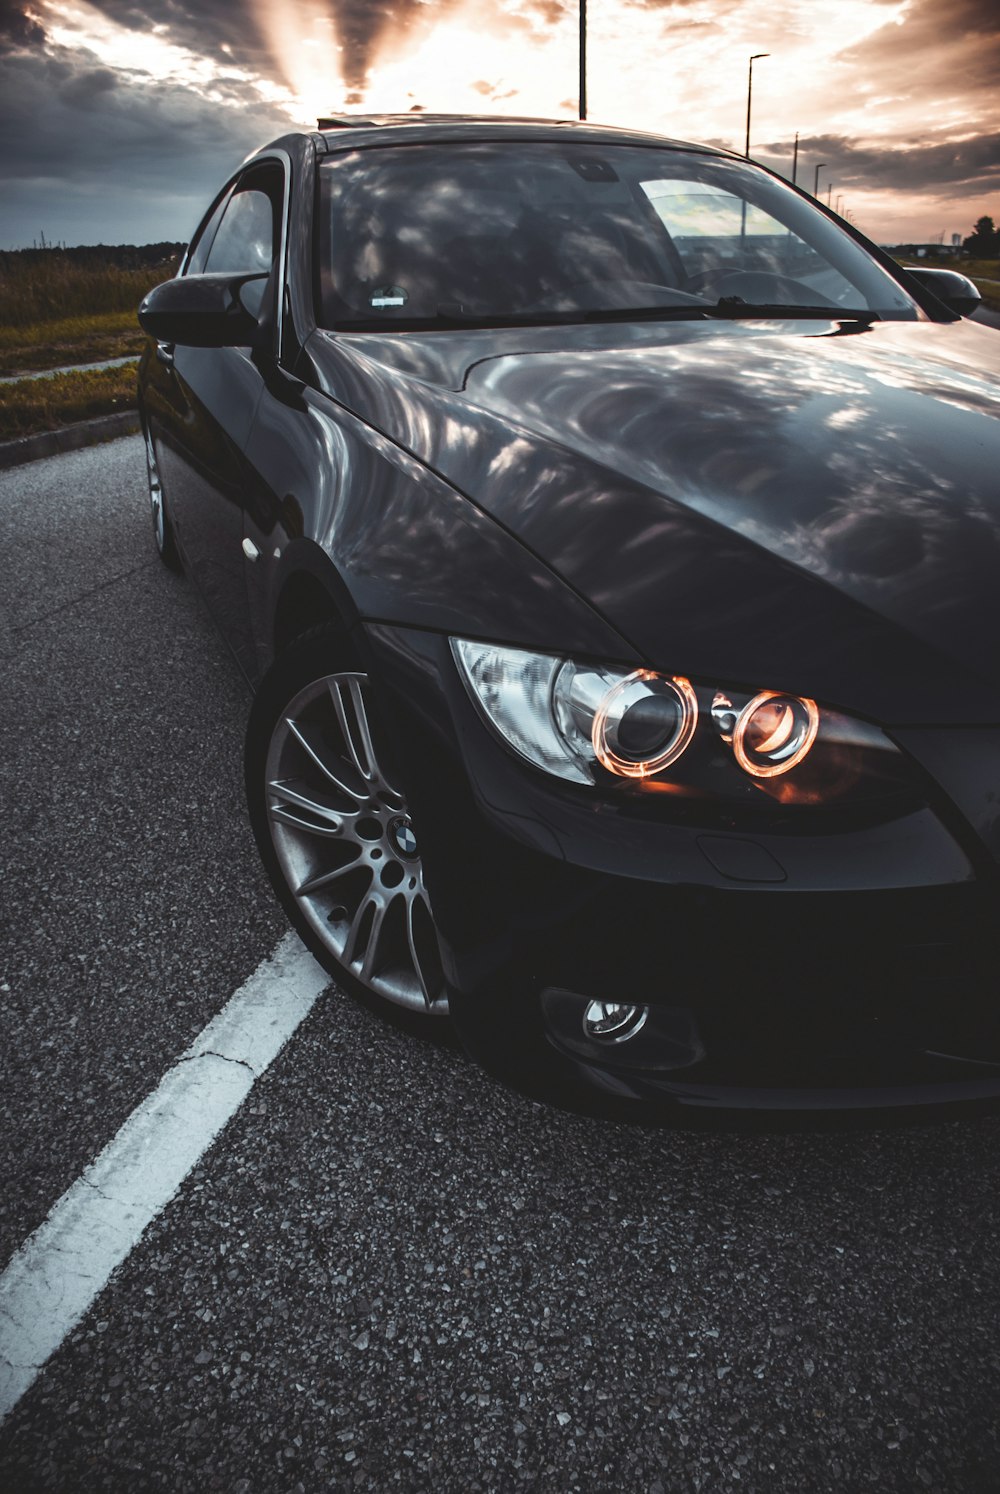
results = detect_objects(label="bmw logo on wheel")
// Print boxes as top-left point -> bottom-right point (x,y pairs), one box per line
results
391,819 -> 418,857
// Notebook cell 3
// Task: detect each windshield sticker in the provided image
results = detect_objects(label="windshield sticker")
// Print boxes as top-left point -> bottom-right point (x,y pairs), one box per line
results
370,285 -> 408,308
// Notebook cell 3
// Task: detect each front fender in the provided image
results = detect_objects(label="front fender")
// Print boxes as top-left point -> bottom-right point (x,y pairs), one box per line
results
242,382 -> 637,681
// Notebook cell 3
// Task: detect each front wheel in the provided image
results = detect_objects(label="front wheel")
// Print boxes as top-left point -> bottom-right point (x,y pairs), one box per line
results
144,426 -> 181,571
245,628 -> 449,1024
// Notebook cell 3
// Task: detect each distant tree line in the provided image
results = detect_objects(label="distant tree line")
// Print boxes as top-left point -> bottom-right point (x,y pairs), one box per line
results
963,216 -> 998,257
0,243 -> 185,274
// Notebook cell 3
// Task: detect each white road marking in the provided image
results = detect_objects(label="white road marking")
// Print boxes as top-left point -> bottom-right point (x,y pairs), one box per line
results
0,933 -> 329,1423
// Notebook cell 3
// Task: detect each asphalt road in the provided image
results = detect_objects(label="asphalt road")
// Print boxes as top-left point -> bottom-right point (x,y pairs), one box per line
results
2,437 -> 1000,1493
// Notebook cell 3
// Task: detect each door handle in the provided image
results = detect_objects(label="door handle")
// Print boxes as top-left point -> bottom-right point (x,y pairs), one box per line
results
155,342 -> 175,368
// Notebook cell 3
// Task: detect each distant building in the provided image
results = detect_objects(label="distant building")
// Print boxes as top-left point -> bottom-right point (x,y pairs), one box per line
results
886,242 -> 966,259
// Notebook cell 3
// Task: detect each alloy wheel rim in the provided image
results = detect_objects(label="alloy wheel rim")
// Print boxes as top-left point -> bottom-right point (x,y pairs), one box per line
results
145,432 -> 165,553
264,672 -> 448,1016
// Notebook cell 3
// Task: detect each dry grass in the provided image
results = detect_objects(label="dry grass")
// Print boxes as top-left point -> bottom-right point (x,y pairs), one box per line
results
0,249 -> 177,374
960,259 -> 1000,310
0,312 -> 149,375
0,365 -> 138,442
0,254 -> 169,327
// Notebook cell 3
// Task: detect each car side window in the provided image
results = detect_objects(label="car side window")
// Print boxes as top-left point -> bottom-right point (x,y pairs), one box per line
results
203,168 -> 282,276
185,190 -> 232,276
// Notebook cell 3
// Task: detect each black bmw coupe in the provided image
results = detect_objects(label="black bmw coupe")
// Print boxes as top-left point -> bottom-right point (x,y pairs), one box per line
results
138,114 -> 1000,1114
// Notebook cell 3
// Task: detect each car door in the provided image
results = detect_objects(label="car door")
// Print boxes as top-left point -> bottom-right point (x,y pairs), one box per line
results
148,161 -> 286,677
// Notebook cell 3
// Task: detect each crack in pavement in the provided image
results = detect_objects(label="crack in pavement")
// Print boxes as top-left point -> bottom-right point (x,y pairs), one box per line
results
179,1050 -> 259,1079
9,561 -> 154,637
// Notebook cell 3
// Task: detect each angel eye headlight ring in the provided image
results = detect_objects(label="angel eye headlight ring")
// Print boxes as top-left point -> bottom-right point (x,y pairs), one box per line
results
732,690 -> 819,778
591,671 -> 698,779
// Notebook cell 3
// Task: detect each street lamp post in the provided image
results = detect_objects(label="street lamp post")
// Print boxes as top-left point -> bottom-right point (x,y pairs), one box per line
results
579,0 -> 587,120
791,130 -> 799,186
744,53 -> 769,158
813,163 -> 825,198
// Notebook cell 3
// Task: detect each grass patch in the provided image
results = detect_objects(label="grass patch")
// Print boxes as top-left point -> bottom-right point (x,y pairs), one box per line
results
0,311 -> 149,375
0,247 -> 178,375
0,252 -> 175,327
958,257 -> 1000,282
0,365 -> 138,442
961,259 -> 1000,311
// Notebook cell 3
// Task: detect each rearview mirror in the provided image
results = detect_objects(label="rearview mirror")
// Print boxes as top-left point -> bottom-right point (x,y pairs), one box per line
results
137,272 -> 271,347
905,267 -> 982,318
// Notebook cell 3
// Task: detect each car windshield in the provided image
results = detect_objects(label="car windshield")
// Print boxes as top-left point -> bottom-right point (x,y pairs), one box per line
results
316,141 -> 918,329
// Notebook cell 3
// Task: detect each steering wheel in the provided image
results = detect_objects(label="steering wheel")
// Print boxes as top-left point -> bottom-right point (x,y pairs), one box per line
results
685,269 -> 838,307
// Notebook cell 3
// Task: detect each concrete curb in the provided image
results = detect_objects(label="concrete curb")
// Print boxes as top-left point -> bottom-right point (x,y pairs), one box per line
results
0,410 -> 141,472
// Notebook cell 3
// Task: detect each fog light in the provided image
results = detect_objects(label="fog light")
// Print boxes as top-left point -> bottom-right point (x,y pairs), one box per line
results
582,1000 -> 649,1043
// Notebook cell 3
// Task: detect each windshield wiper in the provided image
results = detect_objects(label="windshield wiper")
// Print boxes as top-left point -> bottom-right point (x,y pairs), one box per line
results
332,301 -> 879,333
335,308 -> 597,331
335,305 -> 717,331
433,303 -> 720,327
708,298 -> 879,321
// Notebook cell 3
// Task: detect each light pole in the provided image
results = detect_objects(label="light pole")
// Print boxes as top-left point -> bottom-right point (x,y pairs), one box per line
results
835,194 -> 843,216
813,163 -> 825,198
579,0 -> 587,120
791,130 -> 799,186
744,53 -> 769,158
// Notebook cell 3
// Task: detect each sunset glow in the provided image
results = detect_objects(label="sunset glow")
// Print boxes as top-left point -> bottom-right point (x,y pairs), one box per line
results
0,0 -> 997,247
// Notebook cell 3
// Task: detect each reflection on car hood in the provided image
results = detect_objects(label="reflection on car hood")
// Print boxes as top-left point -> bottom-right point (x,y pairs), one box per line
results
308,316 -> 1000,723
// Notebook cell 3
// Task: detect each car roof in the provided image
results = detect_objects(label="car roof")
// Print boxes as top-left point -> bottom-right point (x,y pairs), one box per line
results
306,113 -> 731,158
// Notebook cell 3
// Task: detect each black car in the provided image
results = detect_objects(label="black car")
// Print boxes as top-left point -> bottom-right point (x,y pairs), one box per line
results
138,113 -> 1000,1116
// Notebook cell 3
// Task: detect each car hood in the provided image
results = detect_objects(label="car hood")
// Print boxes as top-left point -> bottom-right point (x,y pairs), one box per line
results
307,316 -> 1000,724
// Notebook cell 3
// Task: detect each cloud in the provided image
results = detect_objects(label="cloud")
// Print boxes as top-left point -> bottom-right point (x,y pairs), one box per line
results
0,0 -> 45,50
2,0 -> 997,246
62,64 -> 118,106
471,77 -> 519,102
758,129 -> 1000,199
0,40 -> 290,244
525,0 -> 570,24
64,0 -> 272,75
623,0 -> 752,9
325,1 -> 433,97
836,0 -> 1000,108
73,0 -> 470,100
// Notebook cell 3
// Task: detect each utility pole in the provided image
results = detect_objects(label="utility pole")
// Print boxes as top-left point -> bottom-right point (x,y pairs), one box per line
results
745,54 -> 769,157
827,183 -> 833,206
579,0 -> 587,120
791,131 -> 799,186
813,163 -> 825,198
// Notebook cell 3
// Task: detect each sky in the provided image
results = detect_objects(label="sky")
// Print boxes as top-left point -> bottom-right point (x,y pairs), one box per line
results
0,0 -> 997,249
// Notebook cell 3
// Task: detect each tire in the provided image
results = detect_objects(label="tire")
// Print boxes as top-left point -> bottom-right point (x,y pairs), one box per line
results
144,425 -> 182,571
245,626 -> 449,1027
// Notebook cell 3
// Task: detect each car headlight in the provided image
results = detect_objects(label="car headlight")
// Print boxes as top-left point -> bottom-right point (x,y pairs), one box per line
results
451,639 -> 917,813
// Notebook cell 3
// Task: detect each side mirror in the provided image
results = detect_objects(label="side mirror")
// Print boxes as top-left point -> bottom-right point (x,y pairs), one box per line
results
138,272 -> 271,347
905,267 -> 982,318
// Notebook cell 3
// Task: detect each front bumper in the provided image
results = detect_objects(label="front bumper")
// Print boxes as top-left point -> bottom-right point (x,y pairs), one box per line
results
364,623 -> 1000,1115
